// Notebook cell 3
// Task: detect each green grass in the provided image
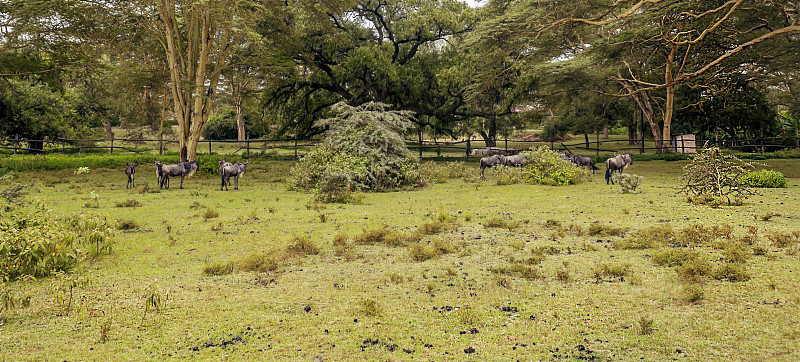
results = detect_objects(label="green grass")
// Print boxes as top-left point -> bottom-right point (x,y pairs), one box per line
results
1,158 -> 800,360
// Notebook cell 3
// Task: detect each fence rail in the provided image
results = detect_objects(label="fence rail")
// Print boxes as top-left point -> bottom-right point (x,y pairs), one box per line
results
1,135 -> 799,158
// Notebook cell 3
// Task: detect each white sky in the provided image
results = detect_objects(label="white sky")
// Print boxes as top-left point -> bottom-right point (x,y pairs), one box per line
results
462,0 -> 486,7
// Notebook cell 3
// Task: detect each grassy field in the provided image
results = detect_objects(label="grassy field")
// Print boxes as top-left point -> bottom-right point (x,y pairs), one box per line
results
1,158 -> 800,361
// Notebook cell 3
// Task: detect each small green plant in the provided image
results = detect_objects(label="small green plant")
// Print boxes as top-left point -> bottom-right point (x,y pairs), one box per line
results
586,224 -> 628,237
387,273 -> 405,284
614,224 -> 674,250
494,275 -> 511,288
141,283 -> 165,323
358,298 -> 382,316
286,235 -> 320,255
75,167 -> 90,175
713,262 -> 750,282
237,252 -> 280,273
202,208 -> 219,221
675,257 -> 713,283
611,173 -> 645,193
117,219 -> 140,230
353,228 -> 390,245
638,316 -> 655,335
555,269 -> 571,283
484,217 -> 520,230
592,262 -> 630,279
653,249 -> 699,267
489,263 -> 542,280
682,284 -> 705,303
332,233 -> 356,259
202,261 -> 235,276
114,199 -> 142,208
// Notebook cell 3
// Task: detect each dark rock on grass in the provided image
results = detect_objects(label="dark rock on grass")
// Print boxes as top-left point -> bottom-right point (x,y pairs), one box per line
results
469,327 -> 479,334
500,306 -> 518,313
303,305 -> 312,312
464,347 -> 476,354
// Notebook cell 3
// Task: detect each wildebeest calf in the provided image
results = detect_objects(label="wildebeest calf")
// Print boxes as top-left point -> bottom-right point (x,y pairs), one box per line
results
125,163 -> 138,189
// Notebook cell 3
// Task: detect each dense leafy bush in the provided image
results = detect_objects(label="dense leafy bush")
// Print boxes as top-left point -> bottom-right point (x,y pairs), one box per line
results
741,170 -> 786,188
494,146 -> 590,186
288,102 -> 421,202
0,203 -> 115,282
679,147 -> 755,205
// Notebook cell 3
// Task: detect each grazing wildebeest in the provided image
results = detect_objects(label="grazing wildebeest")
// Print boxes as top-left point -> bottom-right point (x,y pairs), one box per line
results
558,152 -> 573,162
605,155 -> 628,184
570,154 -> 599,174
221,162 -> 247,191
125,163 -> 138,189
479,154 -> 506,179
155,160 -> 198,190
620,153 -> 634,168
503,154 -> 524,167
218,159 -> 233,186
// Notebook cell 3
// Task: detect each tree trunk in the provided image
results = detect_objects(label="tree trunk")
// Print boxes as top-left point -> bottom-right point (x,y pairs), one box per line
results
628,111 -> 637,145
103,121 -> 114,140
235,81 -> 247,147
662,45 -> 676,153
603,123 -> 609,139
584,133 -> 589,149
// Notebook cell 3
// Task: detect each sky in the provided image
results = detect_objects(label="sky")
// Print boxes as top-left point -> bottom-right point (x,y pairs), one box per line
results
462,0 -> 486,7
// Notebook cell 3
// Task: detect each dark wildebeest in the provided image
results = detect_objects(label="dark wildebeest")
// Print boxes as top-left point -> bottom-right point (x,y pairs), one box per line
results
125,163 -> 138,189
503,154 -> 524,167
218,159 -> 233,186
479,154 -> 506,179
570,154 -> 599,174
605,155 -> 629,184
155,160 -> 198,190
221,162 -> 247,191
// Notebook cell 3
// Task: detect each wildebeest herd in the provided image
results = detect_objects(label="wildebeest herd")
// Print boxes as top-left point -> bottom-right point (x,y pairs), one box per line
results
123,160 -> 247,191
478,151 -> 633,184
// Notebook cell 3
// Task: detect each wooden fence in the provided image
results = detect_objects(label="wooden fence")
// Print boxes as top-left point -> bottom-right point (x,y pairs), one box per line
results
1,135 -> 798,158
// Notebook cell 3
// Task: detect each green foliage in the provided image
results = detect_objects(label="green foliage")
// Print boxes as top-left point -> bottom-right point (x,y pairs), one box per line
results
741,170 -> 787,188
0,203 -> 114,281
614,224 -> 674,250
286,235 -> 320,255
680,148 -> 755,205
611,173 -> 645,194
288,102 -> 421,202
592,262 -> 631,279
494,146 -> 590,186
201,109 -> 265,140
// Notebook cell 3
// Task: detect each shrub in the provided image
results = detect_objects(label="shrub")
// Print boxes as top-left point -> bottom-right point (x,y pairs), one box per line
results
675,257 -> 713,283
586,224 -> 628,237
353,228 -> 390,245
287,102 -> 421,202
237,252 -> 280,273
332,234 -> 356,259
741,170 -> 787,188
679,147 -> 755,205
492,146 -> 590,186
0,203 -> 114,281
713,262 -> 750,282
611,173 -> 645,193
116,219 -> 140,230
489,263 -> 542,280
766,231 -> 800,248
358,299 -> 382,316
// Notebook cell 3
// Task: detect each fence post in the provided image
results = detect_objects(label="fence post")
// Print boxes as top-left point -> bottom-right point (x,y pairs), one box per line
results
110,138 -> 114,155
13,135 -> 18,155
208,140 -> 212,155
596,133 -> 599,157
466,138 -> 471,157
418,128 -> 423,158
294,137 -> 298,159
246,135 -> 250,156
61,138 -> 65,154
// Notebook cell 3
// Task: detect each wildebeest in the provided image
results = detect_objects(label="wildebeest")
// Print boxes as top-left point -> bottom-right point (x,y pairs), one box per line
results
503,154 -> 524,167
570,154 -> 599,174
125,163 -> 138,189
221,162 -> 247,191
605,155 -> 629,184
559,152 -> 573,162
155,160 -> 198,190
479,154 -> 506,179
218,159 -> 233,186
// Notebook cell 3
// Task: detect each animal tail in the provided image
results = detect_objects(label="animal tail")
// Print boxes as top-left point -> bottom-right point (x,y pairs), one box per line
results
605,167 -> 610,183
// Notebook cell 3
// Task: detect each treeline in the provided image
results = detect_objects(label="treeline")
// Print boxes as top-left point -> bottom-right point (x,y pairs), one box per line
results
1,0 -> 798,158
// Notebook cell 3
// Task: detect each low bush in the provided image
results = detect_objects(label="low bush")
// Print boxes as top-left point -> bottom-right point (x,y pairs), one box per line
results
586,224 -> 628,237
483,217 -> 520,230
682,284 -> 705,303
741,170 -> 787,188
766,231 -> 800,248
489,263 -> 542,280
652,249 -> 700,267
611,173 -> 645,193
202,261 -> 235,276
675,257 -> 713,283
713,262 -> 750,282
0,203 -> 114,281
115,199 -> 142,208
592,262 -> 631,279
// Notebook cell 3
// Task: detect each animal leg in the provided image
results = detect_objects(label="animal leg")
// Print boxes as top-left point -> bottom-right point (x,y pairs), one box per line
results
180,175 -> 184,189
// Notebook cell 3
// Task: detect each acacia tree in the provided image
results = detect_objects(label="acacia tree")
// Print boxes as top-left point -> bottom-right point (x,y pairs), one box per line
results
128,0 -> 265,162
478,0 -> 800,152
